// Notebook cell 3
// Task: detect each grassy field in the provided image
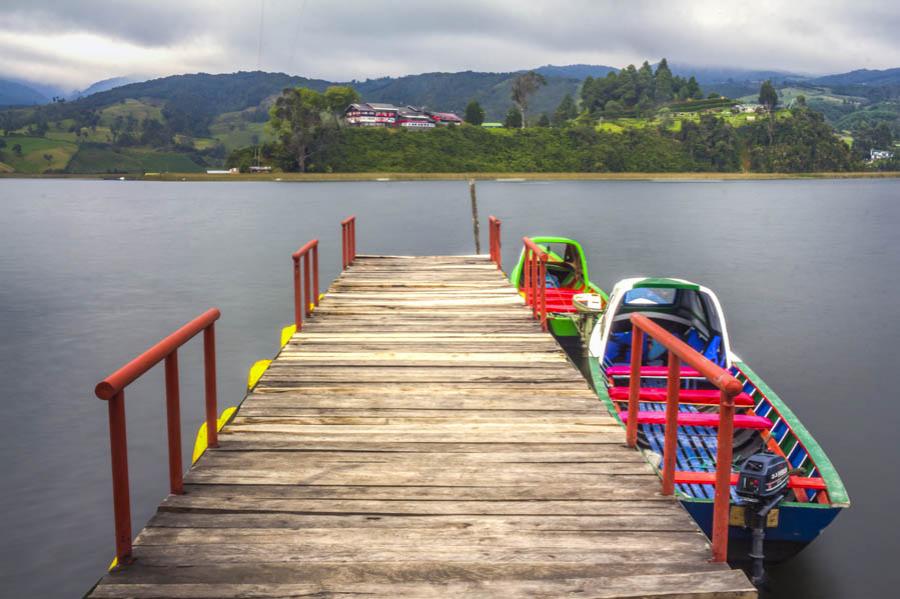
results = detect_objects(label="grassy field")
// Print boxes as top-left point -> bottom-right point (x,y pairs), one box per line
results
98,99 -> 164,127
66,145 -> 204,173
595,108 -> 775,134
0,135 -> 78,173
210,110 -> 271,151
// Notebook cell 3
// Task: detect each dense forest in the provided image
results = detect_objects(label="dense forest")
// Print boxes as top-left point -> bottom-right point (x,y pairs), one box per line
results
228,103 -> 857,174
581,59 -> 711,117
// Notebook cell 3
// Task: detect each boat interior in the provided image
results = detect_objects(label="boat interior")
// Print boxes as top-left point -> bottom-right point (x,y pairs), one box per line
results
518,240 -> 589,314
600,284 -> 829,505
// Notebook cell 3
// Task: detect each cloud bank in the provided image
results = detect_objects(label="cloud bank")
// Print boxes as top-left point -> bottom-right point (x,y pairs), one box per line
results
1,0 -> 897,90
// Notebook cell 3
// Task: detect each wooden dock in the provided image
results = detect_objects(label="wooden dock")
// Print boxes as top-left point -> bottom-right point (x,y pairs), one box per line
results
90,255 -> 755,598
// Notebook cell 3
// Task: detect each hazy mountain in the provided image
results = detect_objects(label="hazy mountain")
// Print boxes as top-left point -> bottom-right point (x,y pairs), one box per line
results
0,79 -> 49,106
70,76 -> 143,99
809,68 -> 900,87
533,64 -> 618,79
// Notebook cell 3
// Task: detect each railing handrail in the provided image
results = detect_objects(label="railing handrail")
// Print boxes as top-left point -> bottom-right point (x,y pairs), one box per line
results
95,308 -> 221,400
488,215 -> 501,269
522,237 -> 548,259
292,239 -> 320,330
94,308 -> 220,566
341,215 -> 357,269
292,239 -> 318,261
629,313 -> 742,396
521,237 -> 549,331
624,311 -> 737,563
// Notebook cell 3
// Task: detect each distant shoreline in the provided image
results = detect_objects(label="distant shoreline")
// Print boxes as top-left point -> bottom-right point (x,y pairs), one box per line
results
1,171 -> 898,182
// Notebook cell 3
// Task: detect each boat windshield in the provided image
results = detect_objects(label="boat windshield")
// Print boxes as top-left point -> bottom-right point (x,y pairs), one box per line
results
605,287 -> 725,367
624,288 -> 676,306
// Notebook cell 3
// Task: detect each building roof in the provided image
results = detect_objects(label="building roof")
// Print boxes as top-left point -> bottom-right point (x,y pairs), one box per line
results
429,112 -> 463,122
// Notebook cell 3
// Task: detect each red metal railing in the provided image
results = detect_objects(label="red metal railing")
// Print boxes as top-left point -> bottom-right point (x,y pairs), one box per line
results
341,215 -> 356,269
292,239 -> 319,330
94,308 -> 221,565
521,237 -> 548,331
488,216 -> 501,269
625,313 -> 742,562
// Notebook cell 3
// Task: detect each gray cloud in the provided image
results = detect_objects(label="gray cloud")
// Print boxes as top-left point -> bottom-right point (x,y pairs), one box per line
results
1,0 -> 898,90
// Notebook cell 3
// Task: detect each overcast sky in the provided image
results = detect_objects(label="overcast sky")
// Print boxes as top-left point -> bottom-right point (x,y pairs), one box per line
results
1,0 -> 898,90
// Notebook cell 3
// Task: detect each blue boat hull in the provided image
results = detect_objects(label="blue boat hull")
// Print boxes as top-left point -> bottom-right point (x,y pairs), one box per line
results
681,499 -> 843,562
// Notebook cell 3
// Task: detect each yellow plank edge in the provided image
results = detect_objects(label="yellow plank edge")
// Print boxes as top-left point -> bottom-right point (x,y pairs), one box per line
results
191,406 -> 239,464
247,359 -> 272,390
280,324 -> 297,348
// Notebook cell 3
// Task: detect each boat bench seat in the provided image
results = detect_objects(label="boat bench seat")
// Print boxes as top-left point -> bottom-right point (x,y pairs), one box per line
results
607,365 -> 703,378
609,387 -> 755,407
618,411 -> 772,430
673,471 -> 827,490
523,287 -> 580,313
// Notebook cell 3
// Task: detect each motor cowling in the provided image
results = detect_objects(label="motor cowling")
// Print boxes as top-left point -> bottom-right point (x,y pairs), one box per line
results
736,452 -> 789,504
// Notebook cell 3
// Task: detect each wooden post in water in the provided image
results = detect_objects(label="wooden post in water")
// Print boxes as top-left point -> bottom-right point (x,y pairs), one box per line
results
469,179 -> 481,254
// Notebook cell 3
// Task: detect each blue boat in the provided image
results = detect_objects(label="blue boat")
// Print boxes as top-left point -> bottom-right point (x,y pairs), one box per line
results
583,276 -> 849,565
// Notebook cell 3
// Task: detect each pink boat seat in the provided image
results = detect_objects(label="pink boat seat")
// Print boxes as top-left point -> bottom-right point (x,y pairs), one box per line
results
607,365 -> 703,378
608,387 -> 755,407
618,411 -> 772,430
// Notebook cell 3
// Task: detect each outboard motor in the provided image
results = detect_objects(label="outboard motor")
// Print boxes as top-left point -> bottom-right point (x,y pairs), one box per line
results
736,452 -> 790,585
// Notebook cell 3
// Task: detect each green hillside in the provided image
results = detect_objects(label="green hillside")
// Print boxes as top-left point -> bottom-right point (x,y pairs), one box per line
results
1,65 -> 897,174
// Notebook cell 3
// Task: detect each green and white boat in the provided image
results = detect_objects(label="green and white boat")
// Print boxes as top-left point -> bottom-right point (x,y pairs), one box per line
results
583,276 -> 849,565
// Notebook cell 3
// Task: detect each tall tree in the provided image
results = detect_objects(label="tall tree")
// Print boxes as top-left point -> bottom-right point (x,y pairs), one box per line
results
323,86 -> 360,125
504,106 -> 523,129
552,94 -> 577,126
758,80 -> 779,146
759,80 -> 778,111
267,87 -> 330,172
654,59 -> 674,103
510,71 -> 546,128
464,100 -> 485,125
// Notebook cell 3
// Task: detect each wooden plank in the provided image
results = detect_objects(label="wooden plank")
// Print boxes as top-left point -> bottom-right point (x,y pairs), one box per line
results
90,571 -> 755,598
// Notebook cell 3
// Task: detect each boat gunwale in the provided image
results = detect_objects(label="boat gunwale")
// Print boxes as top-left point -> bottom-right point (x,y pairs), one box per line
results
508,236 -> 609,303
586,357 -> 848,510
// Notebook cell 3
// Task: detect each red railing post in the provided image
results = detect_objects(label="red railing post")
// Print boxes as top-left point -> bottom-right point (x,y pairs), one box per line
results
530,249 -> 538,320
303,251 -> 312,317
626,326 -> 644,448
488,216 -> 501,269
523,247 -> 531,303
712,388 -> 736,562
539,253 -> 547,331
203,324 -> 218,449
164,350 -> 184,495
342,216 -> 357,269
292,240 -> 318,329
661,352 -> 681,495
107,390 -> 132,565
312,243 -> 320,307
293,254 -> 303,330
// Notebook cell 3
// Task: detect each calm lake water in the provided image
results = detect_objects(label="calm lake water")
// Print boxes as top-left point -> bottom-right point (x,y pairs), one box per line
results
0,178 -> 898,597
